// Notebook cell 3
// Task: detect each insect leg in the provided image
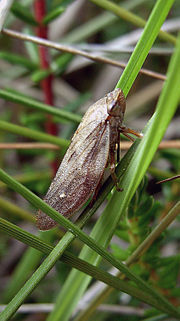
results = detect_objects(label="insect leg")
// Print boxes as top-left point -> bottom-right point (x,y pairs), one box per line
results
121,126 -> 143,139
122,132 -> 135,142
109,144 -> 122,192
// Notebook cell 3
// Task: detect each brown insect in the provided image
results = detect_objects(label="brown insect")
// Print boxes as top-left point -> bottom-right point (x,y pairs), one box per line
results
37,88 -> 142,230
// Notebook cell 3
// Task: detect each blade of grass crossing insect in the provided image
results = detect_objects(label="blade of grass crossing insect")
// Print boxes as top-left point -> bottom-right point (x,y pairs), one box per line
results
75,31 -> 180,321
0,152 -> 179,319
0,49 -> 179,321
46,2 -> 177,321
45,146 -> 139,321
46,197 -> 123,321
114,33 -> 180,214
0,3 -> 177,318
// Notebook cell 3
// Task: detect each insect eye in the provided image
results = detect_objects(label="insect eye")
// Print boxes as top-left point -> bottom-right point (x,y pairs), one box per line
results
106,89 -> 126,117
107,101 -> 119,116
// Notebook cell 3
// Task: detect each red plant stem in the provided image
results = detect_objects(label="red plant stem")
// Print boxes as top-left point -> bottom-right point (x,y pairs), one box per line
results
34,0 -> 58,174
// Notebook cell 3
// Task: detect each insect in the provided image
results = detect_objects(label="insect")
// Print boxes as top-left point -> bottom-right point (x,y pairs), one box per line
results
37,88 -> 142,230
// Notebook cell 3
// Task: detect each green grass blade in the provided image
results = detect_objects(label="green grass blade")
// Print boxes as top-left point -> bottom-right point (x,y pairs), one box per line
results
0,51 -> 37,70
79,25 -> 180,320
11,3 -> 37,26
61,0 -> 149,43
0,2 -> 179,320
116,0 -> 176,95
3,230 -> 54,302
114,36 -> 180,212
0,154 -> 179,319
0,89 -> 81,124
43,6 -> 65,25
0,170 -> 50,190
75,201 -> 180,321
0,120 -> 69,147
1,167 -> 178,310
0,218 -> 176,315
46,1 -> 178,320
0,197 -> 35,222
90,0 -> 176,45
0,230 -> 74,321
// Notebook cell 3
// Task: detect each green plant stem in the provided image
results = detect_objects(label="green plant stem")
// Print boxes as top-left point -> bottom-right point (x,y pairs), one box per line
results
1,1 -> 179,320
0,170 -> 50,189
11,2 -> 37,26
3,230 -> 54,303
62,0 -> 148,43
39,142 -> 139,321
76,28 -> 180,321
0,52 -> 37,70
0,196 -> 70,241
49,2 -> 178,320
76,202 -> 180,321
148,167 -> 176,180
0,89 -> 81,124
0,135 -> 137,316
0,218 -> 165,313
0,197 -> 35,223
115,0 -> 175,95
72,25 -> 180,321
43,6 -> 65,25
0,199 -> 179,316
128,201 -> 180,260
90,0 -> 176,45
0,230 -> 73,321
0,120 -> 69,148
0,169 -> 179,320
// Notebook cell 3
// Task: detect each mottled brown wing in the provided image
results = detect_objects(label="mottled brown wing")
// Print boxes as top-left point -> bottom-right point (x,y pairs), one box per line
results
37,119 -> 110,230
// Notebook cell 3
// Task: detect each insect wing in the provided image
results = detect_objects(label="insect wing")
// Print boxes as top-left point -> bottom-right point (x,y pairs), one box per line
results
37,101 -> 110,230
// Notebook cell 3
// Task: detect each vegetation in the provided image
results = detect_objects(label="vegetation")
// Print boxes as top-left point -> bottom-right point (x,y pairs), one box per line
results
0,1 -> 179,320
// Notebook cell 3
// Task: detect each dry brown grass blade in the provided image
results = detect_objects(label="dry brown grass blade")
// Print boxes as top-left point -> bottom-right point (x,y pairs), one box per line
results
0,140 -> 179,150
2,28 -> 166,81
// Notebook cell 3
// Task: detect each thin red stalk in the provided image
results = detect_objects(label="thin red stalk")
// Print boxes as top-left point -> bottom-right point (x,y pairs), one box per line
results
34,0 -> 58,174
